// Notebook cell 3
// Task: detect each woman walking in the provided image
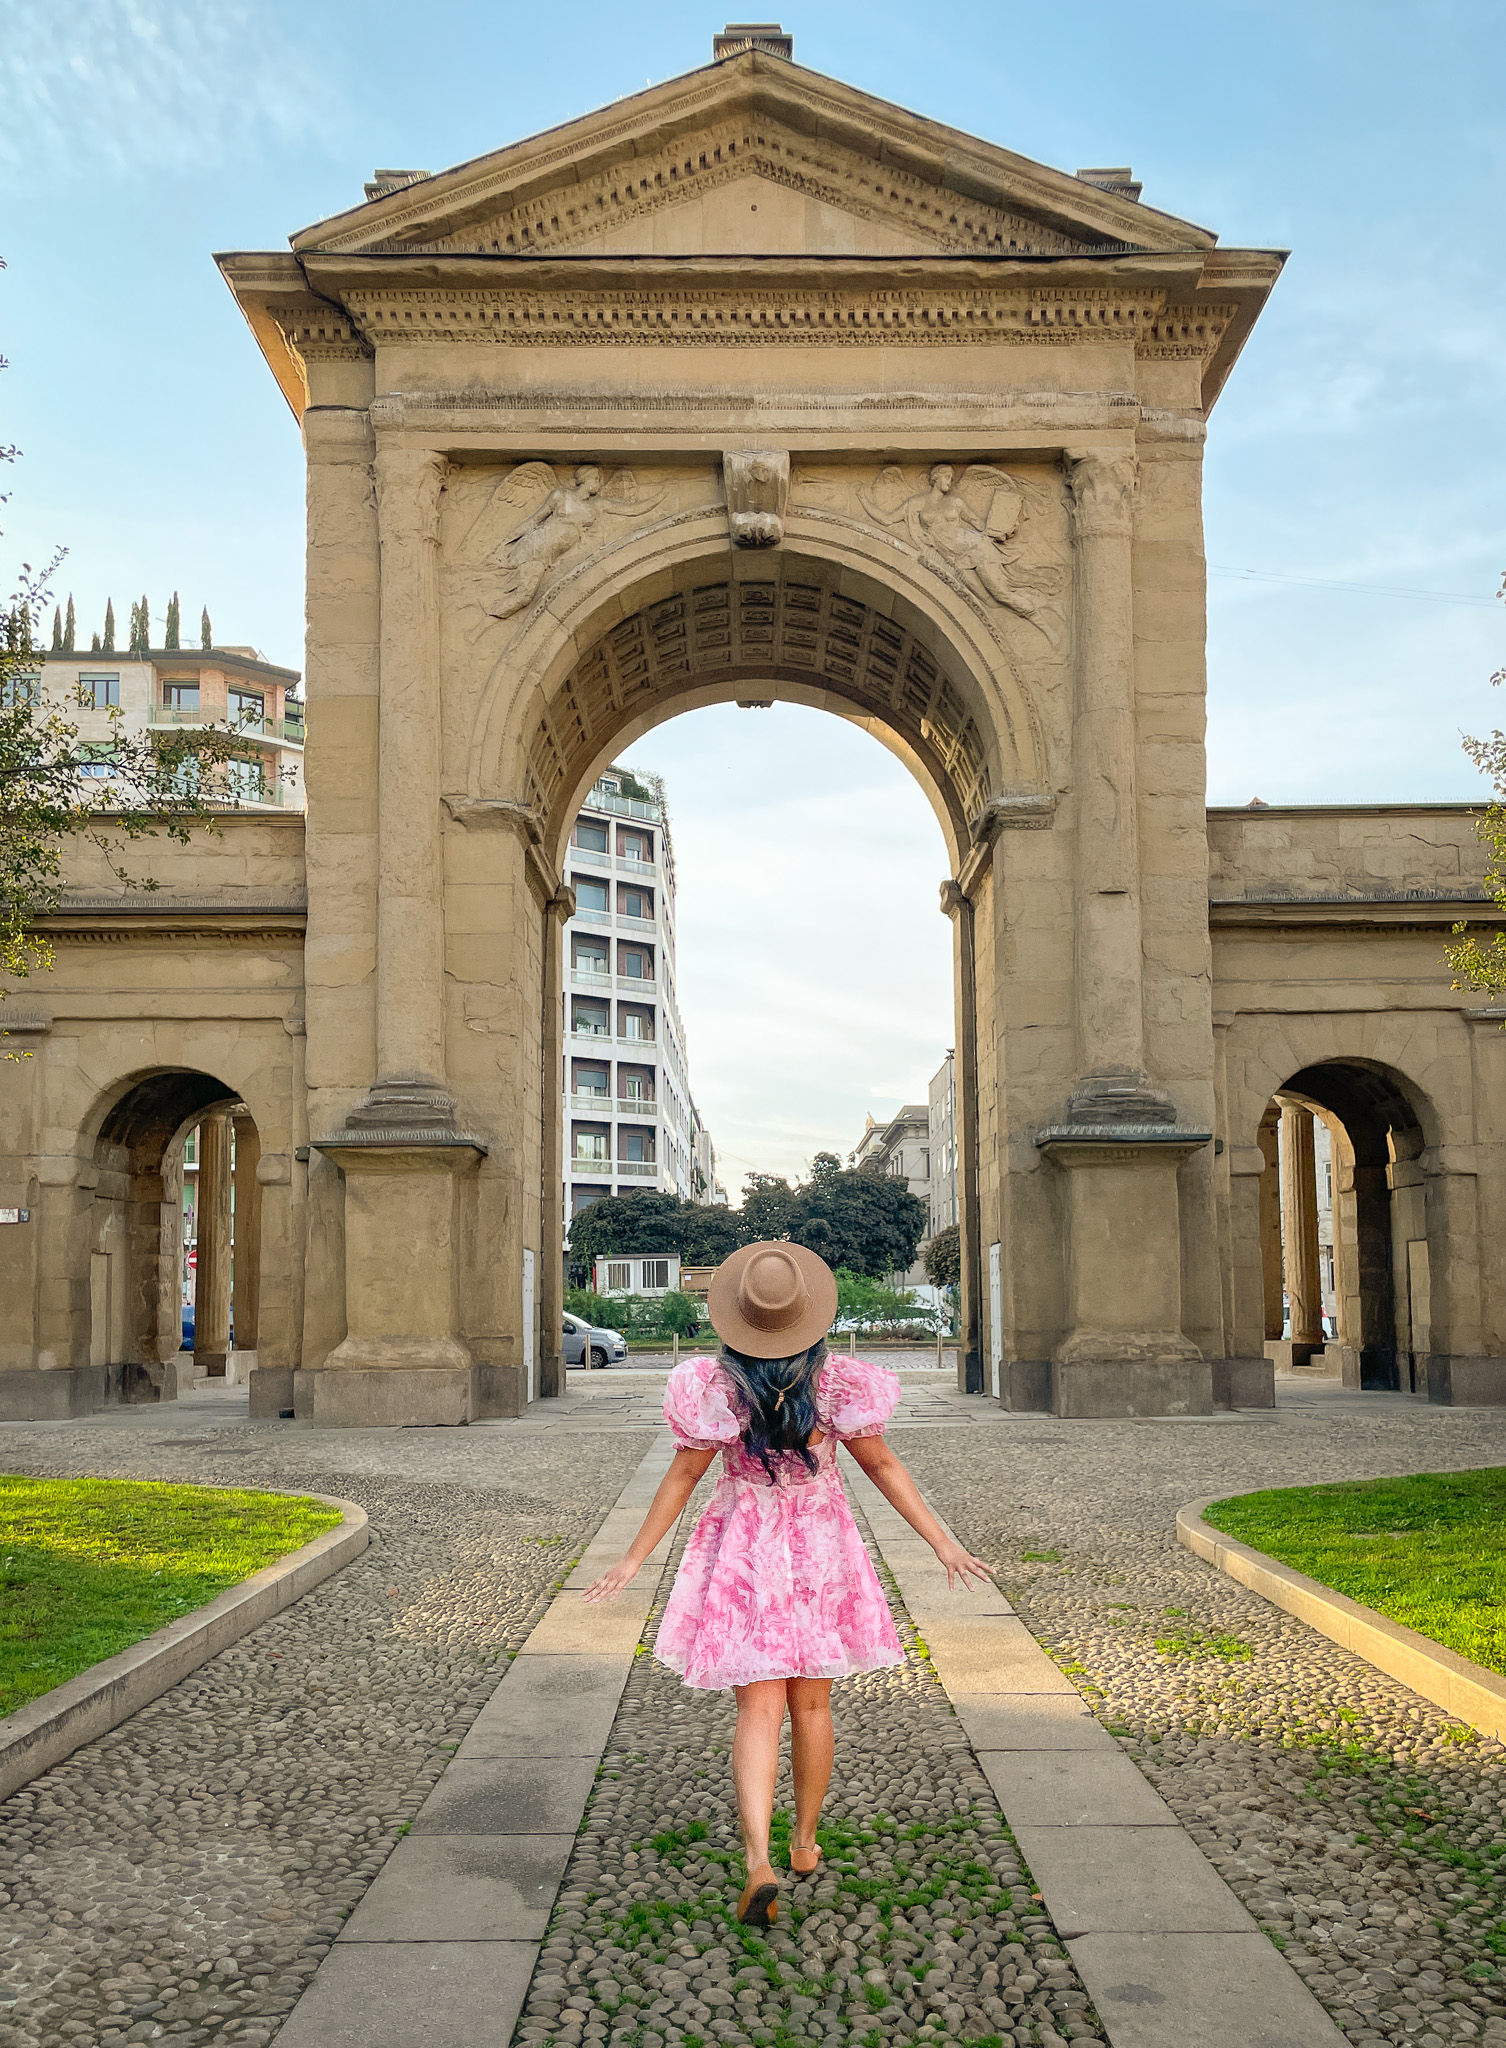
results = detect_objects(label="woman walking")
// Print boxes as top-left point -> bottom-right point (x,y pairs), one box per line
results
583,1241 -> 991,1928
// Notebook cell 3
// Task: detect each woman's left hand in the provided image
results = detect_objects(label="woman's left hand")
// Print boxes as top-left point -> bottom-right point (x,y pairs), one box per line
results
582,1556 -> 641,1603
933,1539 -> 995,1591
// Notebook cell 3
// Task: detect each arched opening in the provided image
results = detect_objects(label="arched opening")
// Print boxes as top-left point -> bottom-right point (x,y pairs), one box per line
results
477,545 -> 1017,1395
88,1072 -> 263,1400
1255,1060 -> 1431,1392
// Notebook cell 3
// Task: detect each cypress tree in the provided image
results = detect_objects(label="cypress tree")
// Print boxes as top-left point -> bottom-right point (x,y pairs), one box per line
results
63,596 -> 76,652
102,600 -> 115,652
200,606 -> 212,650
91,633 -> 101,653
51,607 -> 62,652
165,591 -> 181,649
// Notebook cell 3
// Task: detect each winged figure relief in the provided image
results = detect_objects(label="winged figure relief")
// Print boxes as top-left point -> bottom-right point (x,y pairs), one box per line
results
856,463 -> 1061,620
462,462 -> 666,621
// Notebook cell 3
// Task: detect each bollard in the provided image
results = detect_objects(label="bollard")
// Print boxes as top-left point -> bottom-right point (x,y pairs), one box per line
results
672,1331 -> 679,1369
936,1324 -> 943,1372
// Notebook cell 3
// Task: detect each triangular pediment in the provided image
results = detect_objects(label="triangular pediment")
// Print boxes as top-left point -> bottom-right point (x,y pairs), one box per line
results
292,51 -> 1216,263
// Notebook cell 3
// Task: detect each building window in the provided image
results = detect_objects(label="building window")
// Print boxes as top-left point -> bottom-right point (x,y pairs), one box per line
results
572,999 -> 609,1037
605,1259 -> 632,1290
573,1126 -> 610,1164
1,671 -> 40,707
574,876 -> 610,914
619,827 -> 653,862
572,939 -> 609,975
619,945 -> 652,979
619,884 -> 653,920
574,820 -> 608,853
229,689 -> 265,730
641,1258 -> 670,1290
79,747 -> 114,779
572,1188 -> 604,1217
621,1130 -> 653,1164
573,1062 -> 609,1098
81,672 -> 120,708
227,757 -> 265,802
619,1005 -> 654,1042
162,681 -> 200,710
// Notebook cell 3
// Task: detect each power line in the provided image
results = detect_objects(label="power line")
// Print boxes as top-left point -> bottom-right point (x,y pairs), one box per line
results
1209,564 -> 1500,607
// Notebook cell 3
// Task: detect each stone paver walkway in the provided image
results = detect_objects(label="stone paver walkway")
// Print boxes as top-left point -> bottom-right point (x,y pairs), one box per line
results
5,1374 -> 1506,2048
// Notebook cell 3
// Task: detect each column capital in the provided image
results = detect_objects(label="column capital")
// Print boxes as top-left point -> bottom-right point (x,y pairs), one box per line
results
1064,449 -> 1138,541
372,444 -> 448,545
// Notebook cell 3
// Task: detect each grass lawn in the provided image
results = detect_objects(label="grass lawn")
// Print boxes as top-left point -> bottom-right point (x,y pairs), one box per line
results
0,1475 -> 342,1717
1204,1467 -> 1506,1676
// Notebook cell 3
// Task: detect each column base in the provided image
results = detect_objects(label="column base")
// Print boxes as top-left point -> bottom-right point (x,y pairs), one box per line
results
1051,1357 -> 1214,1417
1000,1359 -> 1051,1412
1263,1339 -> 1329,1373
0,1366 -> 110,1420
1425,1356 -> 1506,1406
1213,1357 -> 1276,1409
291,1364 -> 524,1427
249,1365 -> 296,1419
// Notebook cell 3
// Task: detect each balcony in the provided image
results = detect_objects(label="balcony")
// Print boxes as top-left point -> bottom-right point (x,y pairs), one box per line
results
584,791 -> 660,823
570,1022 -> 611,1041
617,912 -> 656,934
570,844 -> 611,870
615,1159 -> 658,1177
616,853 -> 656,876
615,972 -> 656,992
570,904 -> 612,929
616,1095 -> 658,1116
616,1032 -> 655,1049
569,968 -> 612,993
571,1155 -> 613,1177
569,1091 -> 612,1115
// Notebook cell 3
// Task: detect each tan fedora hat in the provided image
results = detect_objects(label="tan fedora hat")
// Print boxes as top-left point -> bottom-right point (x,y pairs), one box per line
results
709,1241 -> 838,1360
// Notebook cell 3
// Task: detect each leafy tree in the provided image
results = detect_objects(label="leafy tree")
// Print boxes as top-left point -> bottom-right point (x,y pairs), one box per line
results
615,768 -> 655,803
1448,619 -> 1506,1008
741,1171 -> 800,1243
834,1268 -> 937,1336
659,1290 -> 702,1336
101,598 -> 115,652
790,1163 -> 926,1279
566,1190 -> 742,1276
200,606 -> 212,650
923,1221 -> 961,1288
165,592 -> 180,650
62,596 -> 74,651
564,1287 -> 617,1326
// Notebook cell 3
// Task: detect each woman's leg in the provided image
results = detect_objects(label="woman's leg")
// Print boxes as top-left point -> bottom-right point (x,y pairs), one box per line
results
786,1677 -> 835,1852
732,1678 -> 788,1873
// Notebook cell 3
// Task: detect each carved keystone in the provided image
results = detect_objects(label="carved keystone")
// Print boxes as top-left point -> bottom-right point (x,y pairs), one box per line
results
724,450 -> 790,548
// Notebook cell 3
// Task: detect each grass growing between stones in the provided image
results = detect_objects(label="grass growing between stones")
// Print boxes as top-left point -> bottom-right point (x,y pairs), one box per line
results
1204,1467 -> 1506,1672
0,1473 -> 341,1714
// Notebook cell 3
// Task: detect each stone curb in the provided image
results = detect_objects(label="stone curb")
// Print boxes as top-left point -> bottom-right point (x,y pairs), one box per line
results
1178,1498 -> 1506,1740
0,1490 -> 368,1802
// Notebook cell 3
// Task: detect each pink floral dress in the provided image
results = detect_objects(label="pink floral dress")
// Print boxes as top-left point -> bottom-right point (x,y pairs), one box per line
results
654,1353 -> 905,1691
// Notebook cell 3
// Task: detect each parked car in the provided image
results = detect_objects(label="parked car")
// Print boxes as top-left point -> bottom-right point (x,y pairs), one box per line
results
562,1311 -> 627,1370
180,1304 -> 232,1351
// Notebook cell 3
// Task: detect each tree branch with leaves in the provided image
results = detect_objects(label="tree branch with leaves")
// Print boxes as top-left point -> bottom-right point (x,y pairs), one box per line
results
1446,581 -> 1506,1010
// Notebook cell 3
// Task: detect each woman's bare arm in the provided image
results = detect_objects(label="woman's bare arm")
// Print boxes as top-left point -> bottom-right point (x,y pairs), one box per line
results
843,1435 -> 993,1589
581,1446 -> 717,1601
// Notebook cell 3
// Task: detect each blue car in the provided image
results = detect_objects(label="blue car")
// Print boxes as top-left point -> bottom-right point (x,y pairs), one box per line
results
180,1304 -> 232,1351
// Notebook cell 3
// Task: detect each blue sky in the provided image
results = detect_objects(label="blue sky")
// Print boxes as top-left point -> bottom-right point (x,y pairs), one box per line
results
5,0 -> 1503,1181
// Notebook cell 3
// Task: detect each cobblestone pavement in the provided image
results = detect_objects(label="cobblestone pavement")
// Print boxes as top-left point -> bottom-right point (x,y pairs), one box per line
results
517,1485 -> 1104,2048
0,1412 -> 653,2048
900,1383 -> 1506,2048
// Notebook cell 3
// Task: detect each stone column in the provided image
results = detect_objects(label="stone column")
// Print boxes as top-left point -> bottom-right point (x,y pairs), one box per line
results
1064,449 -> 1147,1098
348,442 -> 453,1134
1279,1103 -> 1323,1363
232,1114 -> 261,1363
1034,449 -> 1212,1415
941,878 -> 983,1394
195,1112 -> 232,1377
1257,1106 -> 1283,1340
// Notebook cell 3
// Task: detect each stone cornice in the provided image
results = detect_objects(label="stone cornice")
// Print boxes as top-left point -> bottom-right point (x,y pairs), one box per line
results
1209,891 -> 1498,932
333,280 -> 1223,354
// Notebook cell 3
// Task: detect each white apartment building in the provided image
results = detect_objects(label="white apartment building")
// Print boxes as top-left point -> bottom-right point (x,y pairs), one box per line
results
563,767 -> 715,1221
927,1051 -> 958,1237
23,640 -> 305,811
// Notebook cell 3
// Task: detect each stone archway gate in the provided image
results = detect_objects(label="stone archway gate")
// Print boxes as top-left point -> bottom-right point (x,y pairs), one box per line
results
4,42 -> 1501,1419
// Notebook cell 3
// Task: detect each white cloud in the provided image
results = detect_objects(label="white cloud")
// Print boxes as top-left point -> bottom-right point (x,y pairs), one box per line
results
0,0 -> 332,186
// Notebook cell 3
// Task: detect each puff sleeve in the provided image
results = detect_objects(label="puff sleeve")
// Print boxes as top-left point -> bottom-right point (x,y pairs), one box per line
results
663,1356 -> 742,1451
816,1355 -> 902,1441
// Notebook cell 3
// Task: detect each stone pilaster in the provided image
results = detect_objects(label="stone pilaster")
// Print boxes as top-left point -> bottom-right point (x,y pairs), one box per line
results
1279,1103 -> 1324,1359
344,442 -> 453,1136
1064,448 -> 1150,1101
195,1112 -> 233,1377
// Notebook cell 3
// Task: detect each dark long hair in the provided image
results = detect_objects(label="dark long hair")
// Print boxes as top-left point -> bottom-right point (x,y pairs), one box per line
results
718,1339 -> 828,1481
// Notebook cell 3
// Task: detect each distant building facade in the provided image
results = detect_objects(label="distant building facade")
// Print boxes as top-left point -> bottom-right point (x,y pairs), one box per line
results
850,1102 -> 931,1286
563,767 -> 714,1222
927,1051 -> 958,1238
27,644 -> 305,810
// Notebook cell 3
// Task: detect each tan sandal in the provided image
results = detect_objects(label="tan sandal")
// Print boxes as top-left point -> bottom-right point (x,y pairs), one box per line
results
737,1862 -> 780,1927
789,1844 -> 822,1877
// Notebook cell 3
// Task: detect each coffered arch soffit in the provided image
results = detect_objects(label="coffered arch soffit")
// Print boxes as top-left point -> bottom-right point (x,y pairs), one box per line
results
463,523 -> 1047,873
